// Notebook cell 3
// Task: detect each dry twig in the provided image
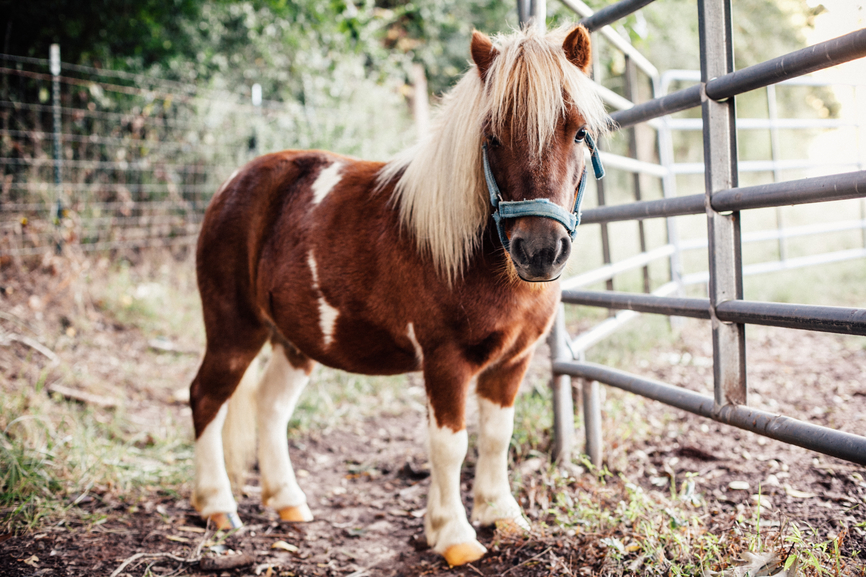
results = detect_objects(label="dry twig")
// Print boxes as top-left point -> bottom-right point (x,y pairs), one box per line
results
109,552 -> 189,577
0,331 -> 58,363
503,546 -> 553,575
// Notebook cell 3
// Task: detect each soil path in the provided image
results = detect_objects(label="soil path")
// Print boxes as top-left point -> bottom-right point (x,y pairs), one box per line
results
2,258 -> 866,575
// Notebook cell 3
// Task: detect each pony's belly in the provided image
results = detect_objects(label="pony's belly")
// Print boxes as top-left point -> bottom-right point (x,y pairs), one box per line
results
284,317 -> 420,376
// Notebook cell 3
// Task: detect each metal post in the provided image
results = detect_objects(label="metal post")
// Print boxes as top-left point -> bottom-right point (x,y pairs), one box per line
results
766,84 -> 787,261
856,85 -> 866,249
517,0 -> 531,27
624,56 -> 651,293
591,33 -> 614,297
698,0 -> 747,406
50,44 -> 63,252
655,75 -> 685,304
548,305 -> 574,463
532,0 -> 546,34
581,358 -> 603,468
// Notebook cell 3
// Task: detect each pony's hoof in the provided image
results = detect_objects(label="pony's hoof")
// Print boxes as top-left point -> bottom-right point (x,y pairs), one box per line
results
443,540 -> 487,567
278,503 -> 313,522
207,512 -> 242,530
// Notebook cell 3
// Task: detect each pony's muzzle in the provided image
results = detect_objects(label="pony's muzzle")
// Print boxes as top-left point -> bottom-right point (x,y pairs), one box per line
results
509,220 -> 572,282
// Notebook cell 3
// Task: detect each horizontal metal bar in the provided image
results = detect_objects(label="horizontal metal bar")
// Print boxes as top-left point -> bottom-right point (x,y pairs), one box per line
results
559,0 -> 659,78
580,194 -> 705,224
716,300 -> 866,335
565,288 -> 866,335
552,361 -> 866,466
610,84 -> 702,129
672,159 -> 862,175
567,282 -> 678,353
578,0 -> 657,32
745,219 -> 866,243
712,170 -> 866,211
562,289 -> 711,319
674,220 -> 866,252
596,84 -> 636,111
561,244 -> 675,290
681,247 -> 866,285
616,32 -> 866,131
662,68 -> 866,88
667,117 -> 854,131
706,29 -> 866,101
598,152 -> 668,177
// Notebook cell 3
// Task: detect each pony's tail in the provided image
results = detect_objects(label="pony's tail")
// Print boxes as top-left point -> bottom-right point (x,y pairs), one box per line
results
222,346 -> 267,491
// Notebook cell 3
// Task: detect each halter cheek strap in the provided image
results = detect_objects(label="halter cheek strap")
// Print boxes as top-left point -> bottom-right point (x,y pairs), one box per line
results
482,133 -> 605,252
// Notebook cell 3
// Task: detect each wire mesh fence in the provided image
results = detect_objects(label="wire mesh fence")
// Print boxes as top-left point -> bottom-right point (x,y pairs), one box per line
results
0,49 -> 413,257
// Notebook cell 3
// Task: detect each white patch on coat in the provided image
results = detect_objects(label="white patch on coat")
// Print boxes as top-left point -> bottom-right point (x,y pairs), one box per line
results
257,343 -> 311,510
318,299 -> 339,346
425,405 -> 483,555
192,403 -> 237,517
214,169 -> 241,198
311,162 -> 343,205
407,323 -> 423,364
307,251 -> 339,347
471,399 -> 528,528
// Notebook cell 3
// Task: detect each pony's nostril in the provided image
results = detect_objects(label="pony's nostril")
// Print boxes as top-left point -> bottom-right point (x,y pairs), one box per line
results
511,236 -> 528,262
554,237 -> 571,265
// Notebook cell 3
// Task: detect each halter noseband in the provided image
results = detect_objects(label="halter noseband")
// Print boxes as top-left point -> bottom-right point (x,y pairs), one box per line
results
482,133 -> 605,252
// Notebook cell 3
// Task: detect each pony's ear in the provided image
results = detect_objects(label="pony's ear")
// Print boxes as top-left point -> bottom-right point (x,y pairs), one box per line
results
470,30 -> 498,81
563,25 -> 592,74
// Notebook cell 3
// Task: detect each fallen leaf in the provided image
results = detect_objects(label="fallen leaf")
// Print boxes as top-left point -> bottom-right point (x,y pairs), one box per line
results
784,485 -> 816,499
23,555 -> 39,567
271,540 -> 299,552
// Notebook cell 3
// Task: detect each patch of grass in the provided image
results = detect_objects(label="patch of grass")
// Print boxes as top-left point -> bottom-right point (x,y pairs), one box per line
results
0,382 -> 193,533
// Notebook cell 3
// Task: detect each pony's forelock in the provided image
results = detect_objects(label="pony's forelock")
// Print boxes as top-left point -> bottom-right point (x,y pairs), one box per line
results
378,25 -> 609,283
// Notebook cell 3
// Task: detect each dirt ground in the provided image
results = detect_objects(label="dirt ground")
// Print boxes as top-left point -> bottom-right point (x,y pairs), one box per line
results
1,252 -> 865,576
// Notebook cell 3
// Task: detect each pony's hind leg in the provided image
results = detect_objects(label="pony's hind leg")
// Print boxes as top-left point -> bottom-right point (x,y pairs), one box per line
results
190,337 -> 266,529
471,355 -> 531,530
256,341 -> 315,522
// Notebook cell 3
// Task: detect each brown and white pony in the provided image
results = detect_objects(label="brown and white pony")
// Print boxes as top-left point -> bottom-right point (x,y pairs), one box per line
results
188,25 -> 607,567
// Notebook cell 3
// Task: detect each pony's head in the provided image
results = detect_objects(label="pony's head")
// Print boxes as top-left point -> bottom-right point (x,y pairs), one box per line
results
474,25 -> 607,282
382,25 -> 608,284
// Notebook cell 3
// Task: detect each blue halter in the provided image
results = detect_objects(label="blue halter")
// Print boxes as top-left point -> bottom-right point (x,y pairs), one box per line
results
483,133 -> 605,252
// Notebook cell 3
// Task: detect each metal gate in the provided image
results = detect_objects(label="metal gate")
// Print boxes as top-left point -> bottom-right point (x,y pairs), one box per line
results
539,0 -> 866,466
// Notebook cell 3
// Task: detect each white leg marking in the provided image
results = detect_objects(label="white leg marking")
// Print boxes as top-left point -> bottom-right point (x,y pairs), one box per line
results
307,252 -> 340,347
407,323 -> 423,364
425,408 -> 482,554
471,399 -> 528,529
257,344 -> 311,510
193,403 -> 237,516
310,162 -> 343,205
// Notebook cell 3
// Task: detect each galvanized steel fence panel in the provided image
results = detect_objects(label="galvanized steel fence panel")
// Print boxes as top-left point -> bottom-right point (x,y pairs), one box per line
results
547,0 -> 866,466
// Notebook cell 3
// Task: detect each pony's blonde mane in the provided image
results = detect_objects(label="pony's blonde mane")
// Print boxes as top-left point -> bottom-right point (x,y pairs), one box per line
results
378,26 -> 609,283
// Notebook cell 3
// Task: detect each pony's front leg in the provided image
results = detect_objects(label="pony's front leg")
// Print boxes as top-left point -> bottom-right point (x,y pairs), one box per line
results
471,355 -> 531,530
424,360 -> 486,567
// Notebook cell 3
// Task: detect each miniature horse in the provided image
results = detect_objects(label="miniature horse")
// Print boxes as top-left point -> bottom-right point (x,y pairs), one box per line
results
189,25 -> 607,567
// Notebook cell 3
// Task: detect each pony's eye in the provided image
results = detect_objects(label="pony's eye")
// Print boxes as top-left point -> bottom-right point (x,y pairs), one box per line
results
488,135 -> 502,148
574,128 -> 587,143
